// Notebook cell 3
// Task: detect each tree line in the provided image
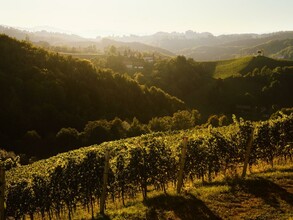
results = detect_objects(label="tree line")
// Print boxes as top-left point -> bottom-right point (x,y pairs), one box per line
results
19,109 -> 200,160
138,56 -> 293,118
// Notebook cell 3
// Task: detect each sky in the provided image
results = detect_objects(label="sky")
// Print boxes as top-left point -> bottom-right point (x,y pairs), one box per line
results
0,0 -> 293,38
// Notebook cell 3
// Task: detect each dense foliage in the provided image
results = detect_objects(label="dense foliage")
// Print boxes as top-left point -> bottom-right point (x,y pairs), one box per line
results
140,56 -> 293,118
0,149 -> 20,170
0,35 -> 184,158
1,34 -> 293,161
5,113 -> 293,219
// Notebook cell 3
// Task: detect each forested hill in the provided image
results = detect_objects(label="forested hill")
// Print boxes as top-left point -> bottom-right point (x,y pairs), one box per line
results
1,34 -> 293,159
0,35 -> 184,157
138,55 -> 293,117
241,39 -> 293,60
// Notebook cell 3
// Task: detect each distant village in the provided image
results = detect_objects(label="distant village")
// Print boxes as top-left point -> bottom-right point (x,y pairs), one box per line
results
124,56 -> 154,70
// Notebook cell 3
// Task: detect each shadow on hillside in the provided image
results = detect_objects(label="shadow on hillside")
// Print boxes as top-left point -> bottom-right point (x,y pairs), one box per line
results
229,177 -> 293,208
194,180 -> 227,188
144,193 -> 221,220
96,213 -> 111,220
261,167 -> 293,173
240,56 -> 271,75
279,168 -> 293,173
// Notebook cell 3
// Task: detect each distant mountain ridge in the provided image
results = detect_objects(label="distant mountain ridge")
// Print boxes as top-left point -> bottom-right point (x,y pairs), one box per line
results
110,30 -> 293,60
0,25 -> 174,56
2,25 -> 293,60
178,32 -> 293,60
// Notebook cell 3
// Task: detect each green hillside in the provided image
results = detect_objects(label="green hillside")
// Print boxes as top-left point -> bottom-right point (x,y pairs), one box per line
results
241,39 -> 293,58
212,56 -> 253,79
181,45 -> 241,61
273,46 -> 293,60
211,56 -> 293,79
240,56 -> 293,74
1,34 -> 293,159
140,55 -> 293,117
0,35 -> 184,157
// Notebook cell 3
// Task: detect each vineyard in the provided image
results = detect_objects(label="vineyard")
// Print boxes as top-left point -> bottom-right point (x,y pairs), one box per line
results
4,113 -> 293,219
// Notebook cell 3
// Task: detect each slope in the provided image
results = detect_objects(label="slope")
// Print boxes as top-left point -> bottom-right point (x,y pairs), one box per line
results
211,56 -> 293,79
141,56 -> 293,117
179,32 -> 293,61
241,39 -> 293,56
0,25 -> 174,57
180,45 -> 241,61
212,56 -> 254,79
241,39 -> 293,60
274,46 -> 293,60
5,113 -> 293,219
0,34 -> 184,157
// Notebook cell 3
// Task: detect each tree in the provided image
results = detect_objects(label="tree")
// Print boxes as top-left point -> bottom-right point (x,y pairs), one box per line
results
206,115 -> 219,127
218,115 -> 229,126
110,117 -> 128,140
83,120 -> 111,145
171,110 -> 194,130
148,116 -> 172,132
127,118 -> 148,137
56,127 -> 80,151
23,130 -> 42,156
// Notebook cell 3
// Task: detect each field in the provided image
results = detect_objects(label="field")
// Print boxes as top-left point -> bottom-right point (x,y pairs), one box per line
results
213,56 -> 253,79
210,56 -> 293,79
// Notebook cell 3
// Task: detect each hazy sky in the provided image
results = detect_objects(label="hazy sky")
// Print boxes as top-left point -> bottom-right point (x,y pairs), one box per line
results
0,0 -> 293,37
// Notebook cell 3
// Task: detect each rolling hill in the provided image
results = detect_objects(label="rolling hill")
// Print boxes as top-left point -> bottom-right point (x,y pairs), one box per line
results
2,25 -> 293,61
0,34 -> 184,157
4,112 -> 293,219
180,33 -> 293,61
110,30 -> 293,60
1,33 -> 293,159
178,32 -> 293,61
0,25 -> 174,56
210,55 -> 293,79
140,55 -> 293,116
241,39 -> 293,59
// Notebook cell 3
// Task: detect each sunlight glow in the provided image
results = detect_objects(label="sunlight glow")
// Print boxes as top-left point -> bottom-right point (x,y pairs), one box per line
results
0,0 -> 292,37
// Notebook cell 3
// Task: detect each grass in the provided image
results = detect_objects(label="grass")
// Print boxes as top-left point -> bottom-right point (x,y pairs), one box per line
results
213,56 -> 253,79
209,55 -> 293,79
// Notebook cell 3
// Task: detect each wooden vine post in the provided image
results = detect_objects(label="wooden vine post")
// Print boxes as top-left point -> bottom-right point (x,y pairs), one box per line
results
0,164 -> 5,220
100,150 -> 110,215
241,126 -> 255,178
177,136 -> 188,194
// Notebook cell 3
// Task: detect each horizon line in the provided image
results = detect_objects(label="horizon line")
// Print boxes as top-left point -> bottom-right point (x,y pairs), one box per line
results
1,24 -> 292,39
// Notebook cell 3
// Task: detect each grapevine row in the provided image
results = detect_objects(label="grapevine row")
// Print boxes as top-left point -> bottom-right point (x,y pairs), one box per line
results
5,113 -> 293,219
